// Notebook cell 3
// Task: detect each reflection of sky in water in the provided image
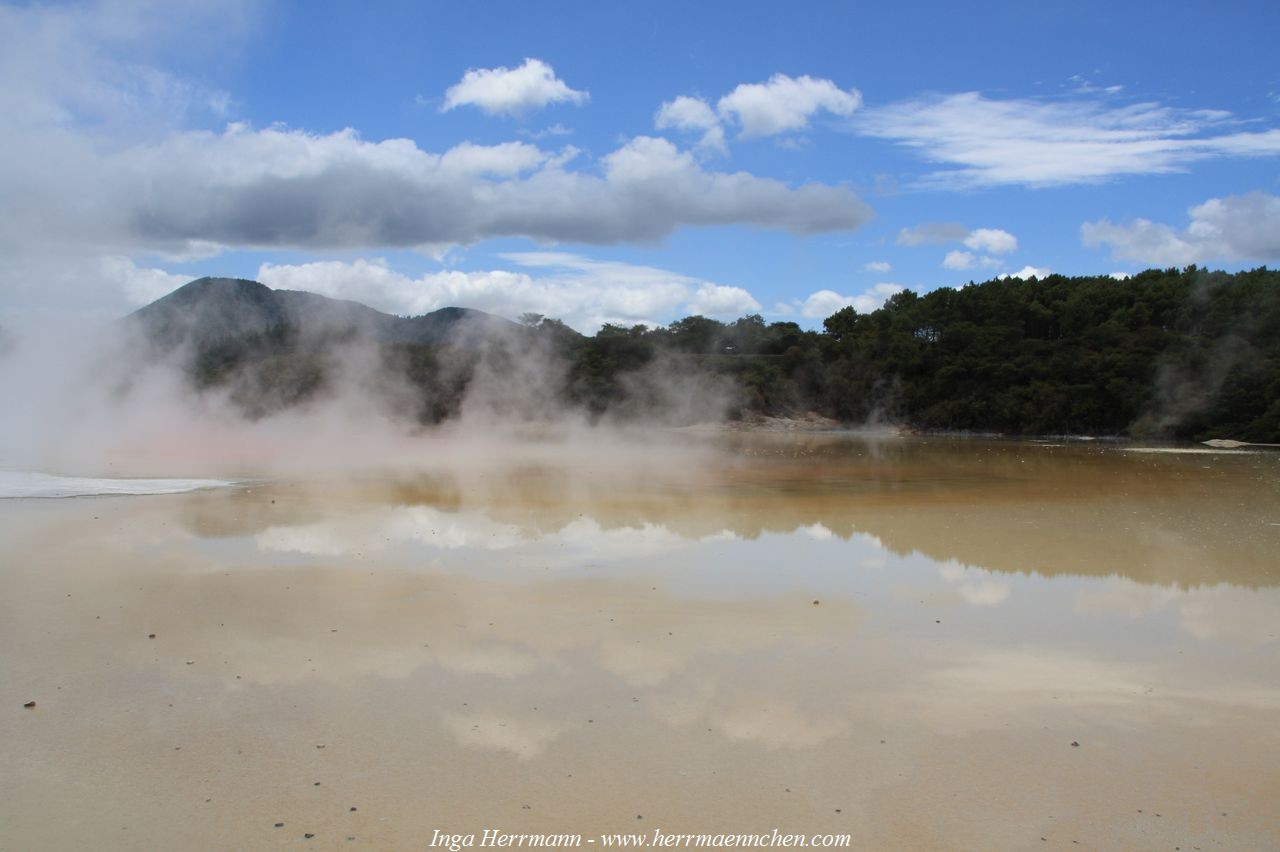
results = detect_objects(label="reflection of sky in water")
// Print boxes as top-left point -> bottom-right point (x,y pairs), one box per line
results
235,497 -> 1280,657
4,448 -> 1280,851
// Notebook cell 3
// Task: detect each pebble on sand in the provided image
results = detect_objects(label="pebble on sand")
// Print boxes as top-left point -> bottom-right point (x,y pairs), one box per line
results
24,701 -> 36,708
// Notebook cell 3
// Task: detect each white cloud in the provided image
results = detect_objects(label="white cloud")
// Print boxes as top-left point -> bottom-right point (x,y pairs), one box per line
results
798,283 -> 904,317
963,227 -> 1017,254
0,0 -> 252,136
864,261 -> 891,272
0,6 -> 875,317
717,74 -> 861,138
436,140 -> 550,176
858,92 -> 1280,188
1,127 -> 872,258
999,265 -> 1051,280
656,95 -> 719,131
655,95 -> 727,154
897,222 -> 969,246
1081,191 -> 1280,266
103,256 -> 189,305
687,283 -> 761,316
902,224 -> 1018,268
441,58 -> 588,117
256,253 -> 759,333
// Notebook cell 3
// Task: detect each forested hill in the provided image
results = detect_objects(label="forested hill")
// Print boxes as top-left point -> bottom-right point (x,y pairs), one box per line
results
125,268 -> 1280,441
822,266 -> 1280,440
553,266 -> 1278,440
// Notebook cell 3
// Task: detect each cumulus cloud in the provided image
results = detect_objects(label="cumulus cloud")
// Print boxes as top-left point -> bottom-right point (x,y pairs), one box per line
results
653,74 -> 859,152
717,74 -> 861,138
257,253 -> 759,333
654,95 -> 726,154
1081,191 -> 1280,266
864,261 -> 891,272
0,6 -> 874,318
858,91 -> 1280,188
999,265 -> 1051,280
943,250 -> 1001,271
963,228 -> 1017,254
103,256 -> 190,305
900,223 -> 1017,271
656,95 -> 719,131
797,282 -> 904,317
440,58 -> 588,116
687,283 -> 761,316
1,127 -> 872,258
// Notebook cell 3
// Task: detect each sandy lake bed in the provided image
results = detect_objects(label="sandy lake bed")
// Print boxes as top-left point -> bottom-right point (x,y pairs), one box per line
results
2,434 -> 1278,850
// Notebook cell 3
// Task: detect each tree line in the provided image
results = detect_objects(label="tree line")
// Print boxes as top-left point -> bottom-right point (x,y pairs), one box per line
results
184,266 -> 1280,441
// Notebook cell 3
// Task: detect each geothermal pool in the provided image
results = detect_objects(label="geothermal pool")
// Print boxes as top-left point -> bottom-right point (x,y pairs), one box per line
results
2,435 -> 1278,850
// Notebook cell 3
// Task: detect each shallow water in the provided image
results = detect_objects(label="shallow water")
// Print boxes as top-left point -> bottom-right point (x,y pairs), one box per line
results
2,435 -> 1278,850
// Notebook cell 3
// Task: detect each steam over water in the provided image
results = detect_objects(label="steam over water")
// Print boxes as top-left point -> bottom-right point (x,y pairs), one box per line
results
2,435 -> 1278,849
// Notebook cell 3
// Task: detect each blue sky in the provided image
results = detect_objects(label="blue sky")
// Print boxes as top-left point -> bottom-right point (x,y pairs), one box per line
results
1,0 -> 1278,331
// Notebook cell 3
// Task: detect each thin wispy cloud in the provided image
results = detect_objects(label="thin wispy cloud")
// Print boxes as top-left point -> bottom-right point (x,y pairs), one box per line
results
858,92 -> 1280,188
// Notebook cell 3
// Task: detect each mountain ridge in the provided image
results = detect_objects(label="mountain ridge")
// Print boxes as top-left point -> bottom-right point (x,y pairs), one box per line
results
128,276 -> 523,349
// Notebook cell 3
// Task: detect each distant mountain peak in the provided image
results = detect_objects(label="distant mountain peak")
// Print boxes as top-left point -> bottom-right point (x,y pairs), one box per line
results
128,276 -> 521,349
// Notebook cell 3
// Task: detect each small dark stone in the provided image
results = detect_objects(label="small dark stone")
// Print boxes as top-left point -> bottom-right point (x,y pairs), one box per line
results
636,815 -> 642,819
812,600 -> 820,605
275,823 -> 284,828
23,701 -> 36,708
1070,741 -> 1079,747
305,833 -> 315,839
148,634 -> 156,639
349,807 -> 357,812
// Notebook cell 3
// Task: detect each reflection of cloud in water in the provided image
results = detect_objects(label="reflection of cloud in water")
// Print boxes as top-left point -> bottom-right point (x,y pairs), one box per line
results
1076,578 -> 1280,647
435,642 -> 544,678
716,702 -> 848,749
900,645 -> 1280,734
802,523 -> 835,540
650,683 -> 849,749
256,506 -> 528,555
442,711 -> 565,760
255,505 -> 706,567
938,560 -> 1012,606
